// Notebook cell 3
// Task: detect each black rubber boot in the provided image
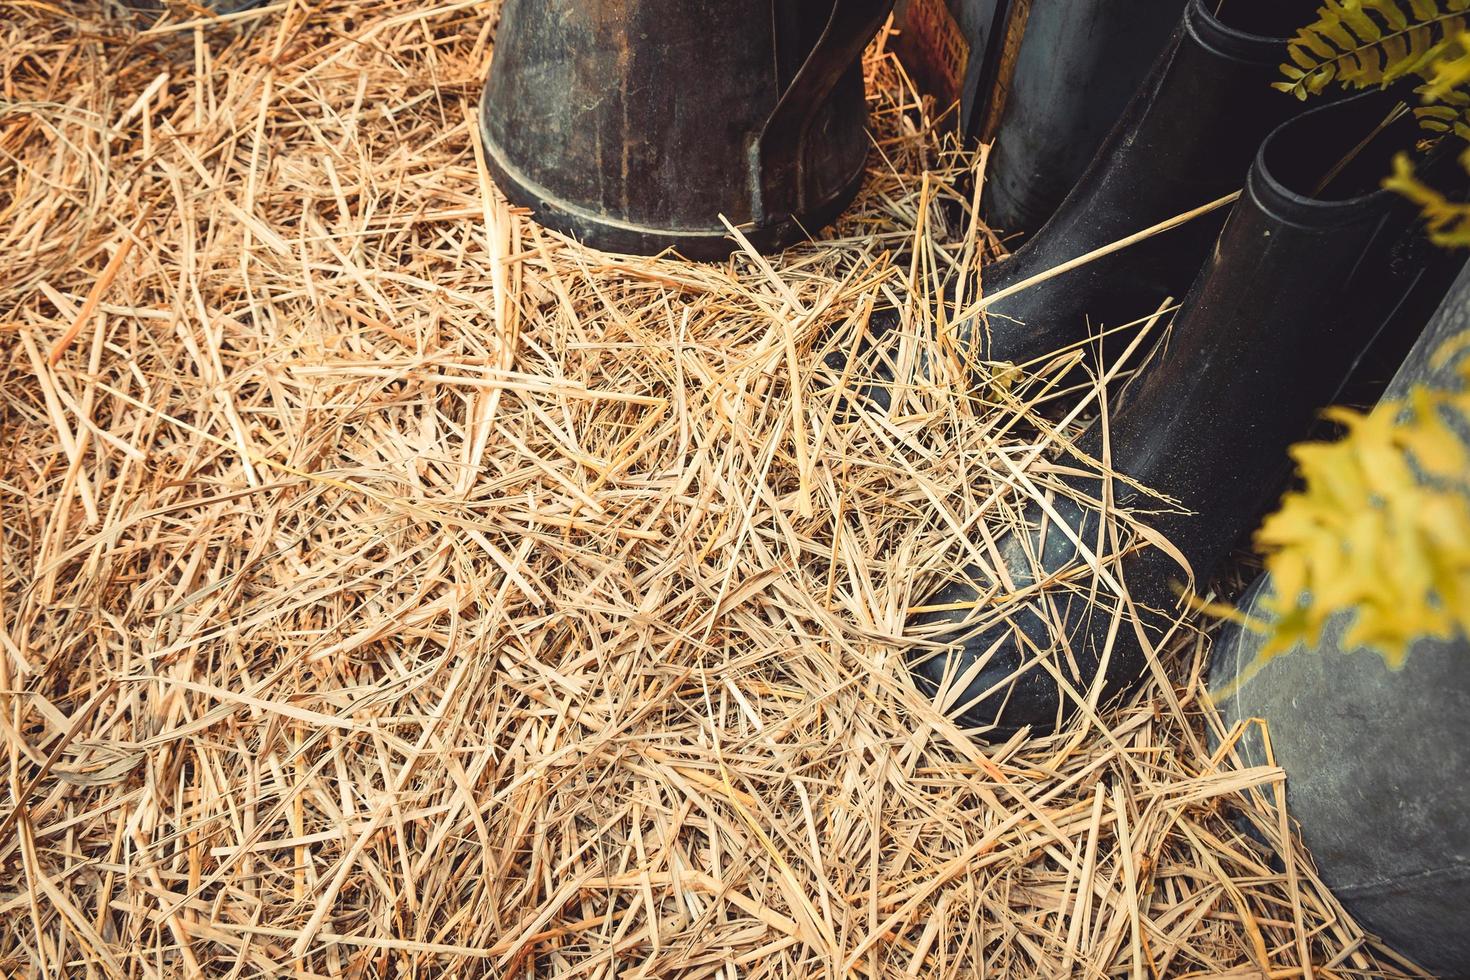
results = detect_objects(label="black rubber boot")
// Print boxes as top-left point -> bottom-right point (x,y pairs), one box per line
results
969,0 -> 1308,370
479,0 -> 891,258
1209,265 -> 1470,980
984,0 -> 1188,238
907,88 -> 1462,739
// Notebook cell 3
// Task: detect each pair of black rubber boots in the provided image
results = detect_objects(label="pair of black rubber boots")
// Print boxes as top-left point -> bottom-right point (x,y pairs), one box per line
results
891,0 -> 1465,738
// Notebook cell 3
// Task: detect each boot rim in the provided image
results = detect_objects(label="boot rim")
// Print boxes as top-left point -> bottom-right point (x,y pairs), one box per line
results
477,81 -> 869,261
1249,90 -> 1404,228
1185,0 -> 1294,62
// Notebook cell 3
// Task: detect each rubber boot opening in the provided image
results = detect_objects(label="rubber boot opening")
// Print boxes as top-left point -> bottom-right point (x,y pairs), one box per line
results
1207,1 -> 1316,40
1263,95 -> 1419,201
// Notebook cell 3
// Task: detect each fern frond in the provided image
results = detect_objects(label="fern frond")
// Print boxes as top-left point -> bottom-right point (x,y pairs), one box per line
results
1275,0 -> 1470,99
1423,30 -> 1470,96
1384,151 -> 1470,245
1415,99 -> 1470,137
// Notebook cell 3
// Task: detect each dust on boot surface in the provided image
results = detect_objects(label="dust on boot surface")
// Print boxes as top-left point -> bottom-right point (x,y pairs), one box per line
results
908,88 -> 1463,739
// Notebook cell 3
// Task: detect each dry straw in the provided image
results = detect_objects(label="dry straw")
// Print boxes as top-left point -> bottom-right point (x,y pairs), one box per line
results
0,1 -> 1429,977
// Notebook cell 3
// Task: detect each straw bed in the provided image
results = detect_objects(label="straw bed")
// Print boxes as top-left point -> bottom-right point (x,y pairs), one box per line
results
0,2 -> 1427,977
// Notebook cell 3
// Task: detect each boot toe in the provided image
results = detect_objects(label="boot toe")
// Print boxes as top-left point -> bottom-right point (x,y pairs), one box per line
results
903,491 -> 1160,739
906,602 -> 1071,737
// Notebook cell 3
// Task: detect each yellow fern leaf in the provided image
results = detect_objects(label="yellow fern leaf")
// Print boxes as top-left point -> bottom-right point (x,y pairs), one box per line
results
1279,0 -> 1470,97
1383,152 -> 1470,245
1424,30 -> 1470,95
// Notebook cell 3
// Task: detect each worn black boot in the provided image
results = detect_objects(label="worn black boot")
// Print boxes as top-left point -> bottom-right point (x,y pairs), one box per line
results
908,88 -> 1463,738
480,0 -> 891,259
967,0 -> 1309,371
984,0 -> 1188,238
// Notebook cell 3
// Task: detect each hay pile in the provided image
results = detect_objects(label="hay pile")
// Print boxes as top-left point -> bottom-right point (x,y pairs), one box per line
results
0,2 -> 1427,977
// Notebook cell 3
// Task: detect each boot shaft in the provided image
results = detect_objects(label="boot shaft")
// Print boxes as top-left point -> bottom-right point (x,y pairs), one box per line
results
1102,88 -> 1461,576
978,0 -> 1307,366
984,0 -> 1188,236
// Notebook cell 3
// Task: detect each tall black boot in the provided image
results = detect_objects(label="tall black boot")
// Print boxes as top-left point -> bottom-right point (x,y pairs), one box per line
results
984,0 -> 1188,238
967,0 -> 1309,370
907,88 -> 1463,738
